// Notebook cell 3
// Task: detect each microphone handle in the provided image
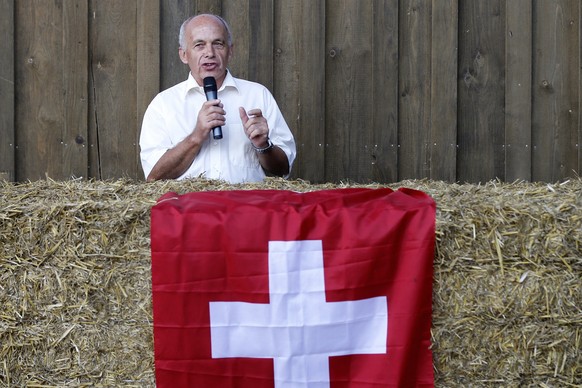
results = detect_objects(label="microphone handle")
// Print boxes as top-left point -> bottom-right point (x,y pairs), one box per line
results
205,90 -> 223,140
212,126 -> 223,140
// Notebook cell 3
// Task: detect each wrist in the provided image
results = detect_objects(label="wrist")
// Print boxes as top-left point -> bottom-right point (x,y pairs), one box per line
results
252,138 -> 274,154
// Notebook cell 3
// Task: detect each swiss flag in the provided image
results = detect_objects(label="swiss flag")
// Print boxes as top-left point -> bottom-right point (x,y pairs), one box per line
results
151,188 -> 435,387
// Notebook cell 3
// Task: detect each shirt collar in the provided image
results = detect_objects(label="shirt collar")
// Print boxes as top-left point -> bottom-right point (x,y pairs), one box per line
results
185,70 -> 238,97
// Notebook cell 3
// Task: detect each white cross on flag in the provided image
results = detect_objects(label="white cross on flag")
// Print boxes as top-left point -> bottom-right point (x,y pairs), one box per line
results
151,188 -> 435,387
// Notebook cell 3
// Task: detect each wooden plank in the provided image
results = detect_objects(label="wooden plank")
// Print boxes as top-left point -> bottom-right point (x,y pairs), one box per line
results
430,0 -> 458,182
457,1 -> 505,183
532,0 -> 579,182
399,0 -> 432,180
137,0 -> 160,180
15,1 -> 66,181
15,0 -> 87,181
505,0 -> 532,182
371,0 -> 399,183
0,0 -> 15,181
89,1 -> 138,179
273,1 -> 325,182
63,0 -> 89,179
224,0 -> 274,89
325,0 -> 376,182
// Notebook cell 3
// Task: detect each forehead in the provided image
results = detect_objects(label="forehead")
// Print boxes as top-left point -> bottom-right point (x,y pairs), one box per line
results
185,16 -> 228,41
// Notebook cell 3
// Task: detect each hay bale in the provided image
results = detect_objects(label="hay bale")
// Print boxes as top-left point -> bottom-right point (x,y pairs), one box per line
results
0,178 -> 580,386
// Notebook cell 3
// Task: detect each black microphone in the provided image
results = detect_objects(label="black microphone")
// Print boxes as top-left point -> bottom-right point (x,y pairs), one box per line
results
203,76 -> 223,140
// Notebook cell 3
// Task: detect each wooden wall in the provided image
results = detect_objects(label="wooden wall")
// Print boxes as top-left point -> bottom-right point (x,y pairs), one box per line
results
1,0 -> 581,183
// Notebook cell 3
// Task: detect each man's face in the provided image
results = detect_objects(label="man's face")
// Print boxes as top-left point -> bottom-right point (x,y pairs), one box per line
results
179,15 -> 233,87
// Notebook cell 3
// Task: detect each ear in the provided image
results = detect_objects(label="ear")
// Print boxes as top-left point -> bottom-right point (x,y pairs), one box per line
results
179,47 -> 188,64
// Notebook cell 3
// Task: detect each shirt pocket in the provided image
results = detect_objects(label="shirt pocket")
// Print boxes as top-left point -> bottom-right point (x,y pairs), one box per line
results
227,123 -> 261,169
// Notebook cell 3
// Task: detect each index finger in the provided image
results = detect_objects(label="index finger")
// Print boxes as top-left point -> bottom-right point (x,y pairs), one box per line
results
239,107 -> 249,125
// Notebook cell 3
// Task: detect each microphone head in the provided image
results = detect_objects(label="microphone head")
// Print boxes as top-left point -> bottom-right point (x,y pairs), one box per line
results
203,76 -> 217,92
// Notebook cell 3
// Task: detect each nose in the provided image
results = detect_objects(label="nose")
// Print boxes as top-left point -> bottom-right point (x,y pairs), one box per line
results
204,43 -> 215,57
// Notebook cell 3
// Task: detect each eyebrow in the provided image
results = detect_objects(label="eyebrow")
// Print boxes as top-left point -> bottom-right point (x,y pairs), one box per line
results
192,38 -> 226,45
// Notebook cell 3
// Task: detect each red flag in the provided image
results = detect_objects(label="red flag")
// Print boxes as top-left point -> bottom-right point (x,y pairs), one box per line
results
151,188 -> 435,387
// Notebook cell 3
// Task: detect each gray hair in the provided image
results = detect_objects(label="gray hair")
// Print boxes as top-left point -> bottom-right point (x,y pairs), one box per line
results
179,14 -> 233,49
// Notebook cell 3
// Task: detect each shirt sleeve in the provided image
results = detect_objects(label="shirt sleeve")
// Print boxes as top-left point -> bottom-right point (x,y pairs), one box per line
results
263,89 -> 297,176
139,95 -> 172,179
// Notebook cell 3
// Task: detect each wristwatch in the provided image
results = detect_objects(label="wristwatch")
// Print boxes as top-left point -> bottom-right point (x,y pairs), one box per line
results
252,139 -> 274,154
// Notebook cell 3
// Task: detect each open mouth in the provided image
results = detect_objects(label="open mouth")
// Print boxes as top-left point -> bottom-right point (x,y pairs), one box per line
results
202,63 -> 218,70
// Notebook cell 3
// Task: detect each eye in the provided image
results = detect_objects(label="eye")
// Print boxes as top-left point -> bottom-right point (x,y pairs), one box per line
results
214,41 -> 225,49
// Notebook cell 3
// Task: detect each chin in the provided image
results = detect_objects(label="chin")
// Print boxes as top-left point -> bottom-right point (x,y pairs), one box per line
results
204,69 -> 225,78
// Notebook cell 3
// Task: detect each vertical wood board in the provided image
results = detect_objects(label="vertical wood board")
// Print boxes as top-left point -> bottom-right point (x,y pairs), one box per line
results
15,1 -> 67,180
0,0 -> 15,181
273,1 -> 326,182
370,0 -> 399,183
398,0 -> 432,180
62,0 -> 89,179
136,0 -> 160,180
457,0 -> 505,183
89,1 -> 138,179
325,0 -> 376,182
505,0 -> 532,181
532,0 -> 579,181
430,0 -> 458,182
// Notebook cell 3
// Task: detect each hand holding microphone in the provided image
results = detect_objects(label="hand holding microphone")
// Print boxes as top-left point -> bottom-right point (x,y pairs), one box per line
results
203,76 -> 223,140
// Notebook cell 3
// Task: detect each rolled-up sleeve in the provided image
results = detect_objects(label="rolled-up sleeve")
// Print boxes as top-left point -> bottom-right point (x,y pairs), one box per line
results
264,91 -> 297,177
139,97 -> 172,179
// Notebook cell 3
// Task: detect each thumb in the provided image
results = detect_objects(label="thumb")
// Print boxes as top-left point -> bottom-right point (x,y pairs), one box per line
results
238,107 -> 249,125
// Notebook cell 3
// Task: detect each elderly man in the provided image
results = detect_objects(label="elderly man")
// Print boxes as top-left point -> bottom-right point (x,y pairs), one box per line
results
140,14 -> 296,182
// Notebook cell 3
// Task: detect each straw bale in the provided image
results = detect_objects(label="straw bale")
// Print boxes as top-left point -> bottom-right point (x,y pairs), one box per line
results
0,177 -> 580,387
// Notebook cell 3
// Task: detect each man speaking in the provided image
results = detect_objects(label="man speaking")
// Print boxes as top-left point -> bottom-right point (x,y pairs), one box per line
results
139,14 -> 296,183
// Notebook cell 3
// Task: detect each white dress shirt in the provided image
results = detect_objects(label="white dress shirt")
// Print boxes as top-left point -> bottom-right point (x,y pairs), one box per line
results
139,71 -> 296,183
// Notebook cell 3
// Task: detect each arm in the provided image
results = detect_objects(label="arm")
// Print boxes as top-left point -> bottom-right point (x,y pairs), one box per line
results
255,142 -> 290,177
146,100 -> 226,181
239,107 -> 290,177
145,133 -> 203,181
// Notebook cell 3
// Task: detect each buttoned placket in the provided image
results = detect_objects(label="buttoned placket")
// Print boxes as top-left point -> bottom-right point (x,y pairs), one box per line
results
208,131 -> 223,179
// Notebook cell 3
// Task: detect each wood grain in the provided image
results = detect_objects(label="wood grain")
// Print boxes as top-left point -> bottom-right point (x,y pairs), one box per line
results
0,0 -> 15,181
532,0 -> 579,181
325,0 -> 376,182
430,0 -> 458,182
399,0 -> 432,180
505,0 -> 532,182
89,1 -> 138,179
457,1 -> 505,183
273,1 -> 326,182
